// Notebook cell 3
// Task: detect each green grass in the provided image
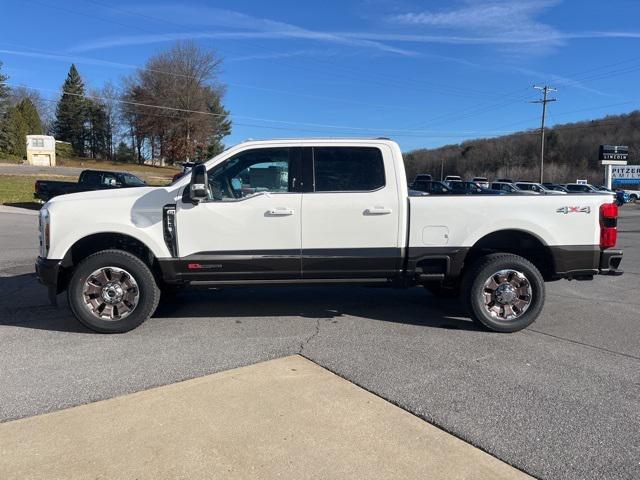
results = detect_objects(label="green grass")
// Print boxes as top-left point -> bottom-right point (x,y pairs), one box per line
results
57,156 -> 179,178
0,175 -> 73,206
0,174 -> 168,208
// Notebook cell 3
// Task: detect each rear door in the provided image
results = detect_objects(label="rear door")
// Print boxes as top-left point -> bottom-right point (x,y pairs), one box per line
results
301,145 -> 401,279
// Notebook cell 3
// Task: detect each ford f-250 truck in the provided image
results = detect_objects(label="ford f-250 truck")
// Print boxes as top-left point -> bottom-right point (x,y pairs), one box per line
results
35,139 -> 623,333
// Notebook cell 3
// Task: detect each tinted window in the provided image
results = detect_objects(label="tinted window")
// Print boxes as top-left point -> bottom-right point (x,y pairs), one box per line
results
123,174 -> 146,186
313,147 -> 385,192
81,171 -> 100,185
207,148 -> 294,201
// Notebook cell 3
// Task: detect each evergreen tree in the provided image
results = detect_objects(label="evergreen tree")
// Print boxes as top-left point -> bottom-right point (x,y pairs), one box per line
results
5,106 -> 28,158
0,61 -> 11,152
86,99 -> 110,158
16,97 -> 42,135
54,64 -> 87,155
114,140 -> 134,163
204,91 -> 231,158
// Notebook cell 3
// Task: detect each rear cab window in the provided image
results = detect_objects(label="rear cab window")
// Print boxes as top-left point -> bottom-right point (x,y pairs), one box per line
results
312,147 -> 385,192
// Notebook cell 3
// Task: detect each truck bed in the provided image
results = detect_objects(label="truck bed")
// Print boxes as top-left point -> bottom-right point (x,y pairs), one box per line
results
407,193 -> 615,279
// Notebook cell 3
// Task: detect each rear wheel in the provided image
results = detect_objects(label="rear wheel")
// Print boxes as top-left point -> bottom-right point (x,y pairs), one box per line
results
68,250 -> 160,333
462,253 -> 544,333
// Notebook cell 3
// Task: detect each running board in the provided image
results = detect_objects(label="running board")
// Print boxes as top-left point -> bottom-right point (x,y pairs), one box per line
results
188,278 -> 391,287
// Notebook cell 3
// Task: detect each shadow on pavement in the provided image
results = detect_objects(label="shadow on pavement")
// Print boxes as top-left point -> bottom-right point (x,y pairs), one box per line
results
0,273 -> 91,333
156,285 -> 480,332
4,202 -> 41,211
0,273 -> 479,333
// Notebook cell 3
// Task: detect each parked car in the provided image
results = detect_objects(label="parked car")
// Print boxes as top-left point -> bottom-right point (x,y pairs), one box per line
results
621,189 -> 639,201
597,187 -> 632,205
515,182 -> 566,195
563,183 -> 610,194
34,170 -> 147,202
495,178 -> 514,183
615,190 -> 631,205
444,175 -> 462,182
36,138 -> 623,334
411,180 -> 451,195
490,182 -> 538,195
472,176 -> 490,188
412,173 -> 432,183
542,183 -> 569,193
447,181 -> 504,195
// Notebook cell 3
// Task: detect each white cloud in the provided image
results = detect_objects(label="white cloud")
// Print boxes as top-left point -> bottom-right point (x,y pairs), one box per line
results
65,3 -> 640,59
388,0 -> 564,51
67,5 -> 416,57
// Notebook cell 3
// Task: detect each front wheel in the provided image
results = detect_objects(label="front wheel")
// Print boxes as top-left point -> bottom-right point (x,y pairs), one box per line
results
462,253 -> 545,333
68,249 -> 161,333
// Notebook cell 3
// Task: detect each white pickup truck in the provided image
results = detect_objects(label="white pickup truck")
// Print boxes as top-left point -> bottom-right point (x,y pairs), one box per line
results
36,139 -> 623,333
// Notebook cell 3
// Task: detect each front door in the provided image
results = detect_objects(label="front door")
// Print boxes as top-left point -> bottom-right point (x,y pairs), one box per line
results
301,145 -> 401,278
176,147 -> 303,281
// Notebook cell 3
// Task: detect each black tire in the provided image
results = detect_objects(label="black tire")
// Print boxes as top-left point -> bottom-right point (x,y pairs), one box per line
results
462,253 -> 545,333
423,283 -> 460,298
67,249 -> 160,333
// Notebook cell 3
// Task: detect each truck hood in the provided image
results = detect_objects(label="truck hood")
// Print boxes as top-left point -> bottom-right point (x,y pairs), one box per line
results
47,186 -> 158,204
45,185 -> 180,232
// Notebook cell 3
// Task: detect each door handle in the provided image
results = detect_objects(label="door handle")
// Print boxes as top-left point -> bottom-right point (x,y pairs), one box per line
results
267,207 -> 294,216
364,206 -> 392,215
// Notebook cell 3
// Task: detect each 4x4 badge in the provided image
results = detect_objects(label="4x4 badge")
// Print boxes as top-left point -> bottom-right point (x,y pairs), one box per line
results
556,206 -> 591,214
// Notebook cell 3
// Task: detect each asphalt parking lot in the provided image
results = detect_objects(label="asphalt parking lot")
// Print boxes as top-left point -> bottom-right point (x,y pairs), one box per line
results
0,206 -> 638,480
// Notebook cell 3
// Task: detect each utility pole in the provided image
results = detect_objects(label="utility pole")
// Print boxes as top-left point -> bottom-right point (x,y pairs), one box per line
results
530,85 -> 557,183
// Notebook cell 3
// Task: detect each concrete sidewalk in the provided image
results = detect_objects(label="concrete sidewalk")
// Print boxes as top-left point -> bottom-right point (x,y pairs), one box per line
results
0,356 -> 532,480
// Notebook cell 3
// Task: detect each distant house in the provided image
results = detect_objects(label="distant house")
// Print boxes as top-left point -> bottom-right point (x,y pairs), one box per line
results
26,135 -> 56,166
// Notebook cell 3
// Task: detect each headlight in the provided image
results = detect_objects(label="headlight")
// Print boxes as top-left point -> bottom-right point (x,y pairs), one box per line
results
39,207 -> 50,257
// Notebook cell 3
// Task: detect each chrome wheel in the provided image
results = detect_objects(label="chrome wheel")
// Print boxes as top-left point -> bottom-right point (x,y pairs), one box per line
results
482,269 -> 532,321
82,266 -> 140,321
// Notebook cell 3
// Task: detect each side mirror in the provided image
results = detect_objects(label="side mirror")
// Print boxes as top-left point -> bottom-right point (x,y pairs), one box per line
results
190,163 -> 208,204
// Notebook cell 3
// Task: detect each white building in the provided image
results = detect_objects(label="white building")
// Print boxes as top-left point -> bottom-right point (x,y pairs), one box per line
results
26,135 -> 56,166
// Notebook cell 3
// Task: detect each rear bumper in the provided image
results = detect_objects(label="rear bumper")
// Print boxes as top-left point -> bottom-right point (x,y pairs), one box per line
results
550,245 -> 623,279
599,249 -> 623,275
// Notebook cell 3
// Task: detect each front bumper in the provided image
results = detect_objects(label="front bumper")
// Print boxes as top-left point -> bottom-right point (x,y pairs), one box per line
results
599,249 -> 623,276
35,257 -> 62,305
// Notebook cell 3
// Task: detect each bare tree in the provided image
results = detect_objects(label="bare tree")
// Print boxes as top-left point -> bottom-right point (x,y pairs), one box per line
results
120,41 -> 231,165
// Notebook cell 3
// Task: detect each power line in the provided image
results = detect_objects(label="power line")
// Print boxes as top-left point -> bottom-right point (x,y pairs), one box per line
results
10,82 -> 525,138
27,84 -> 638,142
530,85 -> 557,183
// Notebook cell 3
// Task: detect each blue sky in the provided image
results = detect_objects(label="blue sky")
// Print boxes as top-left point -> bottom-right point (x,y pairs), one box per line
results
2,0 -> 640,151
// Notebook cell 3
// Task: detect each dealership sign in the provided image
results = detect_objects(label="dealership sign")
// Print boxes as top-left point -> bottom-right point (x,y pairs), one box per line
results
612,165 -> 640,185
599,145 -> 629,161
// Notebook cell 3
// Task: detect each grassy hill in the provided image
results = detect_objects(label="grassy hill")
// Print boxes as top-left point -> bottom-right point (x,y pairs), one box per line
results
403,110 -> 640,185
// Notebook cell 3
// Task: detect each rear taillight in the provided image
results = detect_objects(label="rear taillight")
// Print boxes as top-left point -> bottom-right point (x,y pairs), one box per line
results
599,203 -> 618,249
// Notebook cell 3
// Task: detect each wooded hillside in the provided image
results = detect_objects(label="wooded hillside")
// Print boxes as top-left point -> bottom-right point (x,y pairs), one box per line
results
403,111 -> 640,184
